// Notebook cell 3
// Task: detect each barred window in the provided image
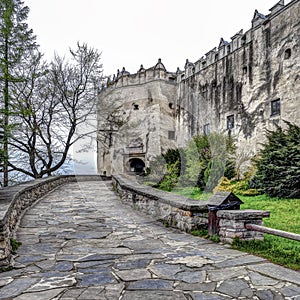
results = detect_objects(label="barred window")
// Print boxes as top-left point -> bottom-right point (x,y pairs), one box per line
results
227,115 -> 234,130
271,99 -> 280,116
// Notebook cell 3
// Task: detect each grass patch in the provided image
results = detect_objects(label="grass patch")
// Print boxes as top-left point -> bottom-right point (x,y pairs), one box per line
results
239,195 -> 300,234
232,236 -> 300,270
164,186 -> 300,270
238,194 -> 300,270
11,239 -> 22,254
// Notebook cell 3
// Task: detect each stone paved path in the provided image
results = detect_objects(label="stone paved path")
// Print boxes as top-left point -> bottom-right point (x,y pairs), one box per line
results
0,181 -> 299,300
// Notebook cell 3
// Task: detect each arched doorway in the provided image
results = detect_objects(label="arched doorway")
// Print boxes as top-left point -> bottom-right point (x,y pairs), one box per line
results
129,158 -> 145,174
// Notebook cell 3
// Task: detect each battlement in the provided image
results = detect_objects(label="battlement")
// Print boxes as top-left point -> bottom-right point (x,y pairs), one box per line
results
178,0 -> 292,82
100,58 -> 177,93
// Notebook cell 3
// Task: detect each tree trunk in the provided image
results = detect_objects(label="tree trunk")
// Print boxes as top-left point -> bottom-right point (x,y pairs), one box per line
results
3,34 -> 9,187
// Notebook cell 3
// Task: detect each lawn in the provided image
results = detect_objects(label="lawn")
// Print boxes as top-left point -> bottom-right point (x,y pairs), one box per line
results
171,187 -> 300,270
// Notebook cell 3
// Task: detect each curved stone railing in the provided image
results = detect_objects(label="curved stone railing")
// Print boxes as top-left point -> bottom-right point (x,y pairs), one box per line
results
112,174 -> 209,232
0,175 -> 107,269
112,174 -> 271,244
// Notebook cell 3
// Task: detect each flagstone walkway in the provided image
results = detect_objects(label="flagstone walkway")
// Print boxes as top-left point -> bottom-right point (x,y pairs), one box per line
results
0,180 -> 299,300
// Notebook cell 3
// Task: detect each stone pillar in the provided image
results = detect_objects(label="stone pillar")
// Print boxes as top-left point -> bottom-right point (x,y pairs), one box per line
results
217,210 -> 270,244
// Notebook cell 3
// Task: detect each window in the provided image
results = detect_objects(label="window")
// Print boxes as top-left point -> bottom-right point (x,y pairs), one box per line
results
284,48 -> 291,60
133,104 -> 139,110
241,35 -> 246,46
264,28 -> 271,48
271,99 -> 280,116
203,124 -> 210,135
168,131 -> 175,140
227,115 -> 235,130
169,103 -> 174,109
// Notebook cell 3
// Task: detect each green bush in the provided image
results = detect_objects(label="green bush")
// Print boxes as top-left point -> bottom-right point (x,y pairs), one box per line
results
203,133 -> 236,191
179,135 -> 210,188
214,176 -> 261,196
254,122 -> 300,198
145,133 -> 237,192
159,160 -> 180,191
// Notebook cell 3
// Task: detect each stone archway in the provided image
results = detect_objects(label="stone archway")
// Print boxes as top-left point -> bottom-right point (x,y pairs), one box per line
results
129,158 -> 145,174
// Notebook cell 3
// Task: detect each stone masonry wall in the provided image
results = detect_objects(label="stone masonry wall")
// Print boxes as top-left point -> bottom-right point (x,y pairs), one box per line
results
175,0 -> 300,157
112,175 -> 209,232
97,61 -> 177,176
98,0 -> 300,175
217,210 -> 271,244
113,175 -> 271,245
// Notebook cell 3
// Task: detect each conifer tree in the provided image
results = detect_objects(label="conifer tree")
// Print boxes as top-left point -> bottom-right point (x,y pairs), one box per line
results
254,122 -> 300,198
0,0 -> 36,186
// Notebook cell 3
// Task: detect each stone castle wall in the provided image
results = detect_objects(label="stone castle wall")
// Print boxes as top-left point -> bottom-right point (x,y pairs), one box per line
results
97,60 -> 177,175
97,0 -> 300,175
175,0 -> 300,155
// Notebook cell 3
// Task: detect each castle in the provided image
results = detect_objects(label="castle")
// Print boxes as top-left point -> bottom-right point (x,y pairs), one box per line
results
97,0 -> 300,176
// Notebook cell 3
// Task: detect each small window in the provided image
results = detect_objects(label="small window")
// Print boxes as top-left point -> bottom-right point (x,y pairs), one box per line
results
271,99 -> 280,116
133,104 -> 139,110
227,115 -> 234,130
241,35 -> 246,45
264,28 -> 271,48
168,131 -> 175,140
284,48 -> 291,60
203,124 -> 210,135
169,103 -> 174,109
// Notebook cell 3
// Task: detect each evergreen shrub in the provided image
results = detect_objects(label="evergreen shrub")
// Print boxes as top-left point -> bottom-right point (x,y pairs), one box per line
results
254,122 -> 300,198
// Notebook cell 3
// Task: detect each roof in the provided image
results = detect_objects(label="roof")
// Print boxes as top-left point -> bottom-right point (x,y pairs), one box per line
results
207,191 -> 243,207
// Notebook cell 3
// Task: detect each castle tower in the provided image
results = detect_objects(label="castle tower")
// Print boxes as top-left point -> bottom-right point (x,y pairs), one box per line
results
97,59 -> 177,176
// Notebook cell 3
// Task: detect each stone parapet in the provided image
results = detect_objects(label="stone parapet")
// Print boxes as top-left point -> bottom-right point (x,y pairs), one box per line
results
112,175 -> 209,232
113,175 -> 272,245
217,210 -> 270,244
0,175 -> 105,269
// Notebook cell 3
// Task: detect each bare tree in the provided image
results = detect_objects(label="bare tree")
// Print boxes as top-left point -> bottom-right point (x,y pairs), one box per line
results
8,43 -> 103,179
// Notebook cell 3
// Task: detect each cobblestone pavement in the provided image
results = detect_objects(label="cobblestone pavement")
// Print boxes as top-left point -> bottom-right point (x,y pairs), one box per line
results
0,181 -> 299,300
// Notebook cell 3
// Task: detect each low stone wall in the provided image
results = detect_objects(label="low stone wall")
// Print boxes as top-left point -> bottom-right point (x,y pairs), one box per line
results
0,175 -> 105,269
112,175 -> 271,244
112,175 -> 209,232
217,210 -> 271,244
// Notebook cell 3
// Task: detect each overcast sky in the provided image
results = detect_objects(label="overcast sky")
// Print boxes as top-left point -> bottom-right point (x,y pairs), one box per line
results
25,0 -> 285,77
23,0 -> 286,174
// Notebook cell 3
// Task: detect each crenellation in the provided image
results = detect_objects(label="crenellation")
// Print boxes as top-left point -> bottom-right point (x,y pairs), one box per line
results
101,59 -> 177,93
269,0 -> 285,15
252,10 -> 266,28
